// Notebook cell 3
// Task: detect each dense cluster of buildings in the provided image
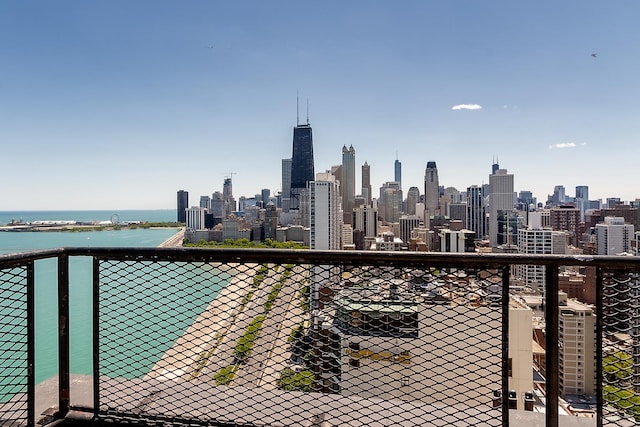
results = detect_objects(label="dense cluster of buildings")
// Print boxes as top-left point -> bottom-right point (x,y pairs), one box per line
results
177,114 -> 640,414
177,116 -> 640,259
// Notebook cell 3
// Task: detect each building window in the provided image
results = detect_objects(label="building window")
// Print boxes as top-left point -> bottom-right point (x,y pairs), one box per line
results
349,358 -> 360,368
508,358 -> 513,377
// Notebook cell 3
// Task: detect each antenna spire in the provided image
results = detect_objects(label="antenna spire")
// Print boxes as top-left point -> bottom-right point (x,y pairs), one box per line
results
296,92 -> 299,126
306,98 -> 309,125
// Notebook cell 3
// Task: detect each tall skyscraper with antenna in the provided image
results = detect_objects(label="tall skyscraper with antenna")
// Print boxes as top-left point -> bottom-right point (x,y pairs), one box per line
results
290,97 -> 314,210
362,162 -> 372,206
394,154 -> 402,189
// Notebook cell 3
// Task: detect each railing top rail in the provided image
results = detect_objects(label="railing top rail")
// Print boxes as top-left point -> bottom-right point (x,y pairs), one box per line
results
0,248 -> 65,265
1,246 -> 638,270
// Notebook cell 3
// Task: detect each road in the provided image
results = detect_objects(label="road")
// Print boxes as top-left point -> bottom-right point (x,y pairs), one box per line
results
199,264 -> 308,389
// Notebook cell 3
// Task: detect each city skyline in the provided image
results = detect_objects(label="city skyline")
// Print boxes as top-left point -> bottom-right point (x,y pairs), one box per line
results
1,2 -> 639,210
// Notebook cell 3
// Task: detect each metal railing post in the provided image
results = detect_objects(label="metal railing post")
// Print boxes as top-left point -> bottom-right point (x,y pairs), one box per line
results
501,265 -> 510,427
27,261 -> 35,425
595,267 -> 603,427
93,257 -> 100,418
545,264 -> 559,427
57,254 -> 70,419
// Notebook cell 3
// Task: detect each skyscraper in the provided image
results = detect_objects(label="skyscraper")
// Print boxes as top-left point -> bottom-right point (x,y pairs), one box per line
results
575,185 -> 589,221
211,191 -> 224,220
290,123 -> 314,210
362,162 -> 372,206
177,190 -> 188,223
261,188 -> 271,207
489,168 -> 515,247
379,182 -> 402,224
466,185 -> 486,239
281,158 -> 292,212
353,205 -> 378,239
550,185 -> 566,206
424,161 -> 440,217
223,178 -> 236,217
310,173 -> 342,250
199,195 -> 211,210
517,212 -> 567,294
341,145 -> 356,225
394,157 -> 402,188
406,186 -> 420,216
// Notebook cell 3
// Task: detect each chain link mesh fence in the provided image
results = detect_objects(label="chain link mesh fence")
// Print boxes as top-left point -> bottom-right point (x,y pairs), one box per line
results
602,270 -> 640,425
96,257 -> 506,426
4,249 -> 640,426
0,264 -> 31,425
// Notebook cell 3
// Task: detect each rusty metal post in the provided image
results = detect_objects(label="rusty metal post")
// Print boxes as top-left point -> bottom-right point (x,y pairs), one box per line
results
57,254 -> 70,419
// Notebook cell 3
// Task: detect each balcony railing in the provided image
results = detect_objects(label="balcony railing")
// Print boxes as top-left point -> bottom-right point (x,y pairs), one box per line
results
1,248 -> 640,426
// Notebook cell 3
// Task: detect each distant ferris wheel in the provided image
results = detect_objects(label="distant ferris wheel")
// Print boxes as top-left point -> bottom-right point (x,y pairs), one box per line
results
111,214 -> 119,225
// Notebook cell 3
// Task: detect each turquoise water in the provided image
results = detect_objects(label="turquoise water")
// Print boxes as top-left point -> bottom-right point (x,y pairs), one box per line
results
0,210 -> 229,391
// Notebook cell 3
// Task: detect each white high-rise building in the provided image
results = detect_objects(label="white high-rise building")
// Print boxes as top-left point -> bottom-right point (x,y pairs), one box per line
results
341,224 -> 354,249
439,229 -> 475,253
399,215 -> 421,245
185,206 -> 207,231
353,205 -> 378,238
517,212 -> 566,294
596,217 -> 634,255
489,168 -> 514,247
310,173 -> 343,250
558,294 -> 596,397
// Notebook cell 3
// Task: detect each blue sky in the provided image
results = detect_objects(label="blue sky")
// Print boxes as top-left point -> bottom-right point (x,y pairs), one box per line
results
1,1 -> 638,210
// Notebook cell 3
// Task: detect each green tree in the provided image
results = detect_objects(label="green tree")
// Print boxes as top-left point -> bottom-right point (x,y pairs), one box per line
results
604,351 -> 634,382
213,365 -> 236,385
277,368 -> 314,392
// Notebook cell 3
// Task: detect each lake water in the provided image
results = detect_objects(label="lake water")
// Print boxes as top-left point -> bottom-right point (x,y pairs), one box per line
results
0,210 -> 230,393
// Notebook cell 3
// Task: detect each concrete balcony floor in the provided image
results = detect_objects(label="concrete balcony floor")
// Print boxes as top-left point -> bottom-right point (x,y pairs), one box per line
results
21,375 -> 604,427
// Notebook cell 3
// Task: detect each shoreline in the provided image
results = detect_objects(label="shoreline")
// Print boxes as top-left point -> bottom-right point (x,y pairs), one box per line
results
157,227 -> 185,247
0,224 -> 183,233
145,264 -> 257,381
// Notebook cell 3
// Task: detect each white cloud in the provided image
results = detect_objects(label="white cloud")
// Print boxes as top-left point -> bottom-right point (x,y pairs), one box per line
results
452,104 -> 482,111
548,142 -> 588,150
